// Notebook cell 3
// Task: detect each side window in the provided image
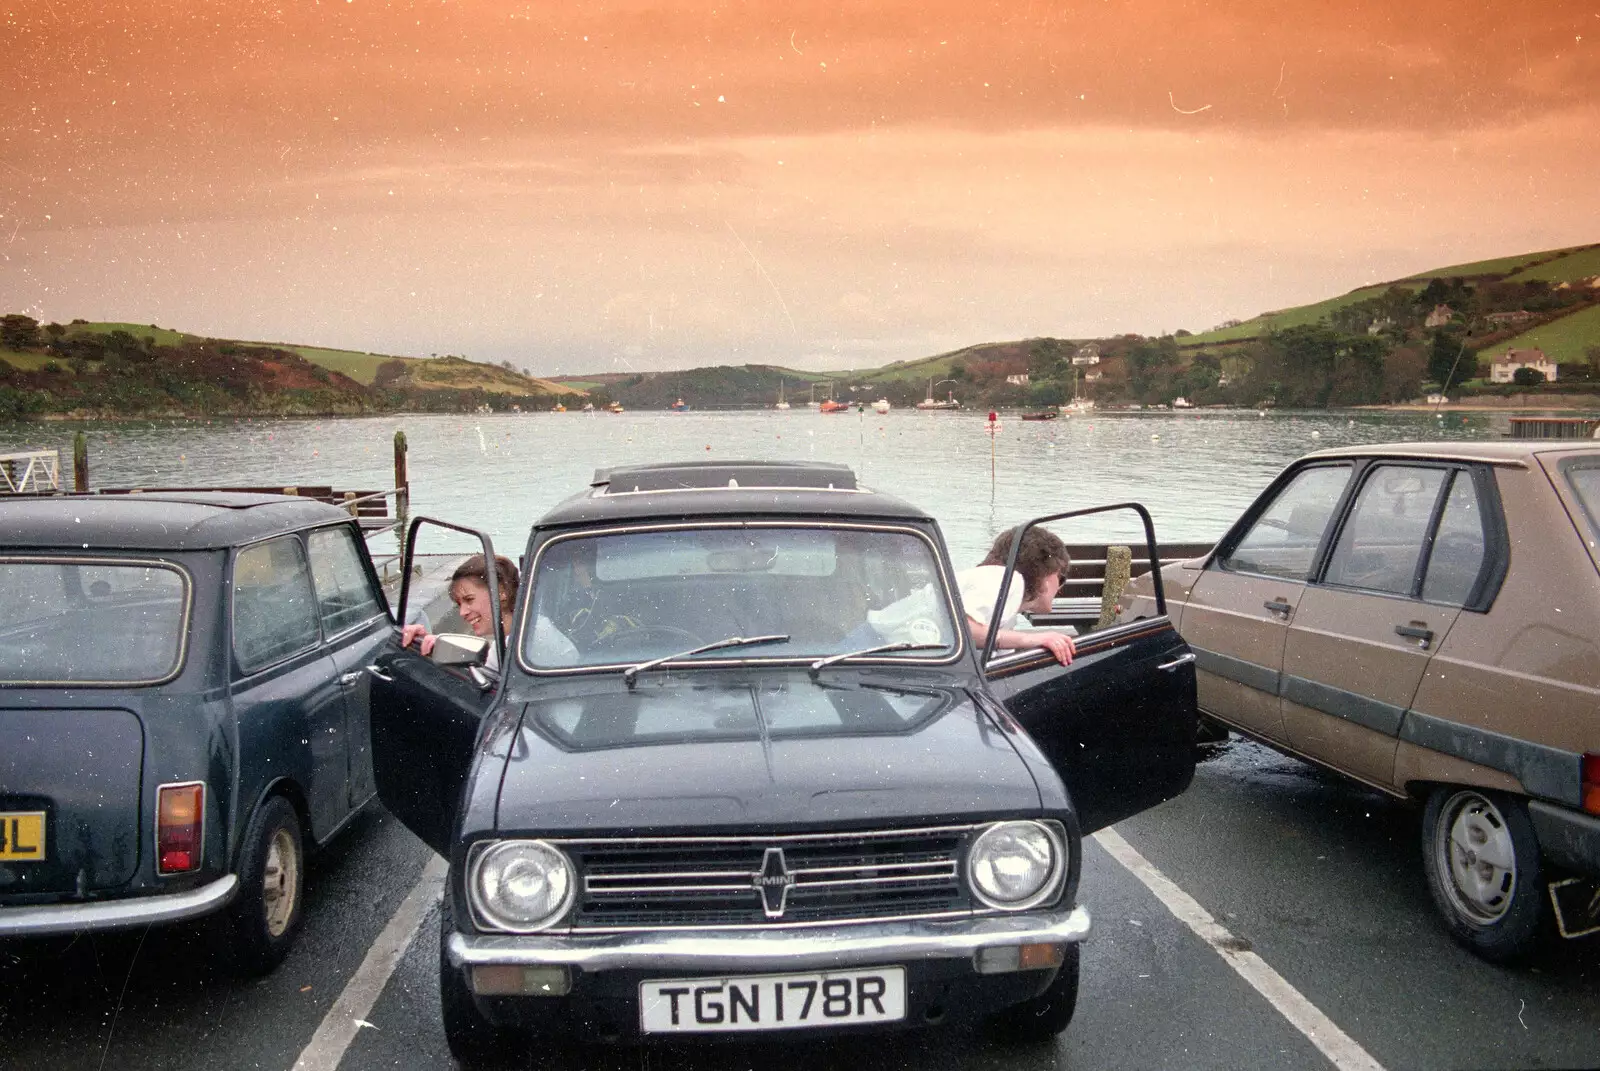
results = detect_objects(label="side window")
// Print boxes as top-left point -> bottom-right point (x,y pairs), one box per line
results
233,536 -> 321,672
1421,471 -> 1487,605
1221,464 -> 1352,580
1323,465 -> 1447,596
307,526 -> 385,636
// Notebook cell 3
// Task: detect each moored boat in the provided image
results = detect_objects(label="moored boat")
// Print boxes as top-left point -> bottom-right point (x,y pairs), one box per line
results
1020,410 -> 1059,421
872,398 -> 891,414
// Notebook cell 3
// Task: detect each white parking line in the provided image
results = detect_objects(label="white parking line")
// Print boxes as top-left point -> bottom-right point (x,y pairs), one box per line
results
1093,828 -> 1386,1071
292,854 -> 448,1071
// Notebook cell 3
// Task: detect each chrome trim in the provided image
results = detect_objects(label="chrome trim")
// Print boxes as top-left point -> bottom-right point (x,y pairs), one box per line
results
515,522 -> 967,676
568,908 -> 988,935
965,821 -> 1067,912
0,555 -> 193,686
1157,652 -> 1198,672
155,779 -> 207,877
0,875 -> 238,937
446,907 -> 1091,974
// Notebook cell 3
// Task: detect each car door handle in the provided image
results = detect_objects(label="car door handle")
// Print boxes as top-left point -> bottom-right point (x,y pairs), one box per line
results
1395,623 -> 1434,649
339,671 -> 364,686
366,664 -> 394,682
1264,599 -> 1293,616
1158,652 -> 1197,672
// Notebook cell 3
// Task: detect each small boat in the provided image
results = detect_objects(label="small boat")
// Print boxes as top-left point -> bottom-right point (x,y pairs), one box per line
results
914,376 -> 959,410
775,378 -> 791,411
1065,397 -> 1096,413
872,398 -> 891,414
669,398 -> 689,412
819,399 -> 851,414
607,401 -> 625,413
582,402 -> 596,412
550,403 -> 566,413
1020,411 -> 1059,421
1172,397 -> 1193,409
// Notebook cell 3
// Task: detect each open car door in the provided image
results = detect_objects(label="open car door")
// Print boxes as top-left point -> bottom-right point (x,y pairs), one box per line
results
368,518 -> 505,855
982,503 -> 1198,834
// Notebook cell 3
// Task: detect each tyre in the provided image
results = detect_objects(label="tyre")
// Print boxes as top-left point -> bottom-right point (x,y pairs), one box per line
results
217,794 -> 305,976
981,943 -> 1081,1043
439,909 -> 524,1067
1421,786 -> 1550,964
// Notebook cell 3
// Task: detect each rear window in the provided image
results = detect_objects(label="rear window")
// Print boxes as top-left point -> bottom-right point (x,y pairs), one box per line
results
1567,464 -> 1600,541
0,558 -> 190,684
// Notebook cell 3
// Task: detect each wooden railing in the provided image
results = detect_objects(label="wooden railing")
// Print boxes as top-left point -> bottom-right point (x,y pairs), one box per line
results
1034,541 -> 1216,632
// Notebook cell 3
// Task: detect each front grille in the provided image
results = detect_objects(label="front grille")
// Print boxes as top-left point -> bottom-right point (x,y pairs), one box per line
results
565,827 -> 974,930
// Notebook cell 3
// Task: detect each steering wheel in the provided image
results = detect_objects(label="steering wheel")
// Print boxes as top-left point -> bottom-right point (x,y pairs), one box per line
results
587,624 -> 705,652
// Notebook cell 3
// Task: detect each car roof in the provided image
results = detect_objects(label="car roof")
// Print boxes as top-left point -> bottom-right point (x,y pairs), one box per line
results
536,459 -> 933,527
1301,440 -> 1600,467
0,492 -> 357,551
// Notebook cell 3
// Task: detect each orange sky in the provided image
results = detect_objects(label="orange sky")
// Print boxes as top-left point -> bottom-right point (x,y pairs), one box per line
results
3,1 -> 1597,372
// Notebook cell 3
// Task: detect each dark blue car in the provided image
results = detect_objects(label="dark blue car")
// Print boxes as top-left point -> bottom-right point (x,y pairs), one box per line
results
0,492 -> 393,973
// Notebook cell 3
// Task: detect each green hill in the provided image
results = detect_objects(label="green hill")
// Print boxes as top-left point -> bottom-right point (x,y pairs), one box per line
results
0,317 -> 583,418
1492,303 -> 1600,365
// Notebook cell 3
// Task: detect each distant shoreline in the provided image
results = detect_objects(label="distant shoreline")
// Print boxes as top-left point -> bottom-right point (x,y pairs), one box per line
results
1360,393 -> 1600,413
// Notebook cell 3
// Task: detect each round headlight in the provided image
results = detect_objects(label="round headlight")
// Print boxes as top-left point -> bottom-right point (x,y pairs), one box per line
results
967,821 -> 1060,910
471,840 -> 575,932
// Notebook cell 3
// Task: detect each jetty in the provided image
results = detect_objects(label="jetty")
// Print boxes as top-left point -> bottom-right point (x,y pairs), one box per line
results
1507,416 -> 1600,439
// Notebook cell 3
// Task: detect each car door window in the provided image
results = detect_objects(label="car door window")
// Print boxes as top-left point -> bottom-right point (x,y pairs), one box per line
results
307,526 -> 385,636
1421,472 -> 1487,605
1566,463 -> 1600,541
1221,464 -> 1352,580
233,536 -> 322,672
1323,465 -> 1446,596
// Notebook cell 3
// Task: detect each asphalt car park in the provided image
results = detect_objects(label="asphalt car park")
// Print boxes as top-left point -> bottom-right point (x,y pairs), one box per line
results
4,740 -> 1597,1071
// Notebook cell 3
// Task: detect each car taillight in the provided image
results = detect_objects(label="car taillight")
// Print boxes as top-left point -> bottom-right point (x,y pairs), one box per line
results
1583,755 -> 1600,817
157,782 -> 204,874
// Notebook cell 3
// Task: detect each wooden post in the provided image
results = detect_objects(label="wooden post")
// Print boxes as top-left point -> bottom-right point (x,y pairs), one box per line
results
1097,545 -> 1133,630
73,432 -> 88,493
393,429 -> 410,559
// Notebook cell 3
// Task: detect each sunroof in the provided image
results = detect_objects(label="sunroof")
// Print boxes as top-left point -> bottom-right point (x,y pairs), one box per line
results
593,460 -> 858,493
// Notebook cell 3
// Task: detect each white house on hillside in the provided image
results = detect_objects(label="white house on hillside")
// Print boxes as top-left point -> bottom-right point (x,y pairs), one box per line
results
1425,304 -> 1454,328
1489,348 -> 1558,384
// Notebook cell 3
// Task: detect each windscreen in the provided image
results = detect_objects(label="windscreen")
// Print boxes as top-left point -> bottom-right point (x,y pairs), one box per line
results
521,526 -> 958,669
0,559 -> 190,683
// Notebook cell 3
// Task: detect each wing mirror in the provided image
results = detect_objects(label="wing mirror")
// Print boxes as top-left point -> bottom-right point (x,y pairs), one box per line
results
429,633 -> 490,667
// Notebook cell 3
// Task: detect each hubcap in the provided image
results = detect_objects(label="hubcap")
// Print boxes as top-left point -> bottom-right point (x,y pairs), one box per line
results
1437,791 -> 1516,924
262,828 -> 300,938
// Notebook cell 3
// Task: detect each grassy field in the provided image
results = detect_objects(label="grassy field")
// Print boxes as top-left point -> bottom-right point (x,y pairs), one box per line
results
1181,284 -> 1408,344
67,322 -> 195,346
0,347 -> 58,370
1401,246 -> 1584,280
275,345 -> 393,385
1490,304 -> 1600,365
1506,246 -> 1600,284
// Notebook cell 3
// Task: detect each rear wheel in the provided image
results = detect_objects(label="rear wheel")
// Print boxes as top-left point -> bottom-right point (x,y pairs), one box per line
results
217,794 -> 304,976
981,943 -> 1081,1042
1421,786 -> 1550,963
440,909 -> 525,1067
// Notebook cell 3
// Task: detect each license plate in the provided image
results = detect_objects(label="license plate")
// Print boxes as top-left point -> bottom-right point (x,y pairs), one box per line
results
640,967 -> 906,1033
0,811 -> 46,862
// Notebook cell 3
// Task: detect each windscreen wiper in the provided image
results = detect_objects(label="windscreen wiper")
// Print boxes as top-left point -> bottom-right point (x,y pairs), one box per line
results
808,642 -> 947,679
622,634 -> 790,689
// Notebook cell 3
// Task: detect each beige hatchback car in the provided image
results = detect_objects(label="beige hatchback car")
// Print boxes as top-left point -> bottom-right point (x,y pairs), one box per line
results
1124,441 -> 1600,962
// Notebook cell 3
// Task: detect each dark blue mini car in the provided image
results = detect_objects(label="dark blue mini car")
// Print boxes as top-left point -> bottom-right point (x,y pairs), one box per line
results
0,492 -> 393,973
371,461 -> 1199,1061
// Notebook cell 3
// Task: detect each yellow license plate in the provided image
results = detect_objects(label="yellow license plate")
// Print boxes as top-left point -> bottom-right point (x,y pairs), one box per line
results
0,811 -> 47,861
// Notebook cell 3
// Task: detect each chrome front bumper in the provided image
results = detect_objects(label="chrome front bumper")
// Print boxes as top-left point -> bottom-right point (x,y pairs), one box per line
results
0,875 -> 239,938
448,907 -> 1091,975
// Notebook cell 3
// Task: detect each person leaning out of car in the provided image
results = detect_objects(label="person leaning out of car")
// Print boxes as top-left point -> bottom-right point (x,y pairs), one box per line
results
961,526 -> 1076,664
401,553 -> 519,668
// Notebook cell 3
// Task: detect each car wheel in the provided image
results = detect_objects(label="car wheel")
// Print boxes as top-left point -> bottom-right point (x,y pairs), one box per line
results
218,794 -> 304,976
981,943 -> 1081,1043
1421,786 -> 1550,963
440,909 -> 524,1066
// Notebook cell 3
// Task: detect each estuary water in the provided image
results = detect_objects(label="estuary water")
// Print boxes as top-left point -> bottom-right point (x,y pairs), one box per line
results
0,407 -> 1540,563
